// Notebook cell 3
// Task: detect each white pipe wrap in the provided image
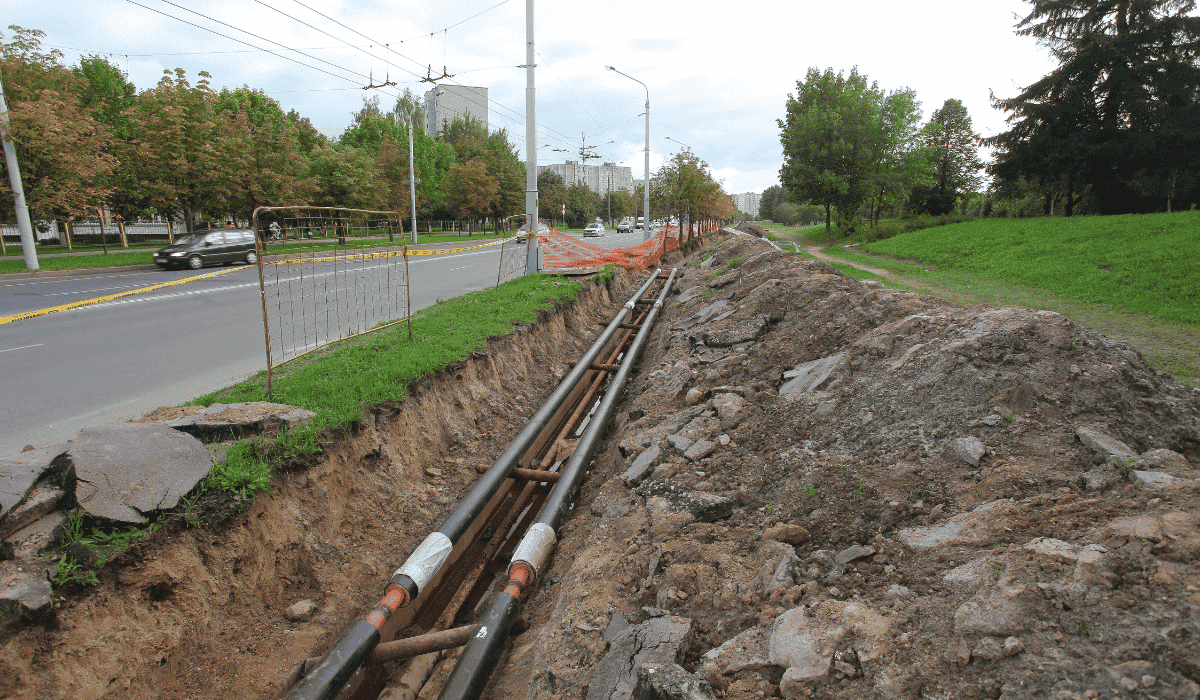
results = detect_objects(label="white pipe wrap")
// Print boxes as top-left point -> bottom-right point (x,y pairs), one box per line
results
510,522 -> 556,575
393,532 -> 453,594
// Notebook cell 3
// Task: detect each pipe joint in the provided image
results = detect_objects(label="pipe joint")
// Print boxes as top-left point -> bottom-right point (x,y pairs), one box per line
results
509,522 -> 556,577
392,532 -> 453,597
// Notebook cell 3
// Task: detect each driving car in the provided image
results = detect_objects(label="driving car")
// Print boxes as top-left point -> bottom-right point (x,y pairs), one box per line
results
516,220 -> 549,243
154,228 -> 259,270
617,217 -> 633,233
583,222 -> 605,237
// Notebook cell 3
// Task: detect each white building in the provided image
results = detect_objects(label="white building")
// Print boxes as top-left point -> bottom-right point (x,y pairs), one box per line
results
423,85 -> 488,137
732,192 -> 762,217
538,161 -> 633,196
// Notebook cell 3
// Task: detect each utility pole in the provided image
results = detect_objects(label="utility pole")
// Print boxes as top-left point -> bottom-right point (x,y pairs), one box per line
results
407,113 -> 419,245
0,70 -> 39,271
523,0 -> 538,275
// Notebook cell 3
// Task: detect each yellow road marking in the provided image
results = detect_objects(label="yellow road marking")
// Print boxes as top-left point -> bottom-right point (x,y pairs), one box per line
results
0,237 -> 519,326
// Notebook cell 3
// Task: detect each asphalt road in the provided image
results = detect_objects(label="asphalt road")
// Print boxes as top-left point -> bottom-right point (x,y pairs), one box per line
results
0,243 -> 511,457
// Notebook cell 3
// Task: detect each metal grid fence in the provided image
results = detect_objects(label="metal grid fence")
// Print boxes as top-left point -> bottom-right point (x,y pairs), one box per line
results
251,206 -> 411,396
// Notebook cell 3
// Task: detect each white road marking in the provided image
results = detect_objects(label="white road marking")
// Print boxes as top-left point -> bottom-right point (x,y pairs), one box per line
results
0,343 -> 43,354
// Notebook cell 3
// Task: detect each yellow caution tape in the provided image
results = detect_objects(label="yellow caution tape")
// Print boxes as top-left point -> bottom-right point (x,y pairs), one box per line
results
265,235 -> 518,265
0,265 -> 243,326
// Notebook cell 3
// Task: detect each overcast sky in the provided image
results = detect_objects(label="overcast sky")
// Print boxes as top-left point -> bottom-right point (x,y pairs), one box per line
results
8,0 -> 1064,194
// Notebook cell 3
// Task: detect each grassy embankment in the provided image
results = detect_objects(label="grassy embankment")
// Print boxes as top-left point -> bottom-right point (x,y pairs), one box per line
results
48,272 -> 593,587
766,212 -> 1200,385
0,232 -> 507,274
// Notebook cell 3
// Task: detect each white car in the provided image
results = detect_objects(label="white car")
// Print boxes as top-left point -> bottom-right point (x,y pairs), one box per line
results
583,223 -> 605,237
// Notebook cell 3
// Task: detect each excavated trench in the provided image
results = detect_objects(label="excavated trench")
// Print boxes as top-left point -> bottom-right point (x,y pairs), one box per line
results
0,263 -> 680,700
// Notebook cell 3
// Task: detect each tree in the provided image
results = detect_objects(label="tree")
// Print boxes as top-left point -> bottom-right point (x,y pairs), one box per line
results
564,184 -> 602,228
913,99 -> 983,215
869,88 -> 932,222
758,185 -> 788,222
778,67 -> 888,231
0,27 -> 117,222
444,159 -> 498,232
538,169 -> 567,225
989,0 -> 1200,214
307,142 -> 386,211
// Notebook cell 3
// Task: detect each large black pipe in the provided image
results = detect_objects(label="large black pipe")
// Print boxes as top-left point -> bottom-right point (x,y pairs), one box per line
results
284,620 -> 380,700
390,268 -> 662,593
435,268 -> 677,700
535,267 -> 677,531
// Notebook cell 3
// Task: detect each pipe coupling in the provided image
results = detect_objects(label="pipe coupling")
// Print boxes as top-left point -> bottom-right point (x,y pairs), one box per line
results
392,532 -> 453,595
510,522 -> 556,576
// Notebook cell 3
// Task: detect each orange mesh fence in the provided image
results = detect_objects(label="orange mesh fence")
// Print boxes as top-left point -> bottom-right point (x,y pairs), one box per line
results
538,226 -> 677,271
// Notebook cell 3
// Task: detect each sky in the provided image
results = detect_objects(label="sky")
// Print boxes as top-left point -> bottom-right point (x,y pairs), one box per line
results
7,0 -> 1063,195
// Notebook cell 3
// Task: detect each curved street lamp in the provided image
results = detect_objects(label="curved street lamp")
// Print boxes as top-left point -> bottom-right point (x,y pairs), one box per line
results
606,65 -> 650,240
664,135 -> 693,153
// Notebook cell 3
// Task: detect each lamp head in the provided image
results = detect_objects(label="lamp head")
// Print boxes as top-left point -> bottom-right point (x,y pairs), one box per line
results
605,65 -> 615,71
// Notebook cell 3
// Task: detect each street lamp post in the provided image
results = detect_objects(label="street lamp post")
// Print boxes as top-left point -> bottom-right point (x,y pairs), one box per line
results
606,65 -> 650,241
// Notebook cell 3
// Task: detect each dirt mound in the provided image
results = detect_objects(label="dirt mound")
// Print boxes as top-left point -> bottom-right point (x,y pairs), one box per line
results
490,231 -> 1200,700
734,223 -> 768,238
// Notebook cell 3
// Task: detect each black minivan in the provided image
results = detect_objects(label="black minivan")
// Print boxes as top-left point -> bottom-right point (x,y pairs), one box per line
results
154,229 -> 259,270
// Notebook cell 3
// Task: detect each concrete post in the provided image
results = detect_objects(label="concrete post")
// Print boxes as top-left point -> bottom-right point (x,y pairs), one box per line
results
0,70 -> 38,270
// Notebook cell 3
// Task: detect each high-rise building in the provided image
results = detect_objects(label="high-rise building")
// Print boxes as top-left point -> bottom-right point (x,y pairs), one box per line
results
537,161 -> 633,196
423,85 -> 488,137
732,192 -> 762,217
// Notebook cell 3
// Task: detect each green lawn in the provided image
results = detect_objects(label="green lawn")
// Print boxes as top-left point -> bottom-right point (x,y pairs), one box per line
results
858,212 -> 1200,325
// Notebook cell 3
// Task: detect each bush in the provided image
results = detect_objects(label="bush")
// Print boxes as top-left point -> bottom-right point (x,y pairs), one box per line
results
38,237 -> 62,246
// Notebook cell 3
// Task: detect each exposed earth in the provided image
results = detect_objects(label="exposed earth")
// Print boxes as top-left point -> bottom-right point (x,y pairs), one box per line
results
2,230 -> 1199,700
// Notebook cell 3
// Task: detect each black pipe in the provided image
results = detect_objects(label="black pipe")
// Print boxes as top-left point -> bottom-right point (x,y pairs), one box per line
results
535,268 -> 676,531
390,269 -> 662,591
434,589 -> 521,700
435,269 -> 677,700
284,620 -> 380,700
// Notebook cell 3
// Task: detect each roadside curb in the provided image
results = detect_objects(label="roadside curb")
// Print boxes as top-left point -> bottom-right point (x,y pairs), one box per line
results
0,264 -> 161,281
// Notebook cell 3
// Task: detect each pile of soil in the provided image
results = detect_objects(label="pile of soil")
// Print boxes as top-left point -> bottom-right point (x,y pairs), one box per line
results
489,233 -> 1200,700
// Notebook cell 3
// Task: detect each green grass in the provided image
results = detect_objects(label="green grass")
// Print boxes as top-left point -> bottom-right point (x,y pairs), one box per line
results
194,273 -> 586,477
0,251 -> 157,274
860,212 -> 1200,325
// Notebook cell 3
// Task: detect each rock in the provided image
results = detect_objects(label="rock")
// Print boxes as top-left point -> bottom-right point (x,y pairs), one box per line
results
763,523 -> 810,545
632,663 -> 716,700
1082,467 -> 1119,491
1139,448 -> 1191,472
70,424 -> 214,523
671,301 -> 729,331
623,446 -> 663,488
677,416 -> 719,443
0,564 -> 53,619
683,440 -> 718,462
147,401 -> 316,442
638,482 -> 735,523
698,256 -> 715,270
770,601 -> 890,696
1075,426 -> 1138,462
702,625 -> 770,674
863,279 -> 884,290
650,364 -> 693,400
677,286 -> 705,303
889,343 -> 925,371
711,393 -> 748,429
424,467 -> 443,477
953,581 -> 1042,636
0,484 -> 66,540
709,270 -> 738,288
948,437 -> 987,467
943,558 -> 993,592
895,499 -> 1014,550
1131,470 -> 1182,489
702,317 -> 770,348
779,354 -> 846,396
284,599 -> 318,622
834,544 -> 875,567
604,610 -> 632,644
587,616 -> 693,700
684,388 -> 704,406
760,540 -> 800,594
971,637 -> 1006,662
666,435 -> 693,452
0,443 -> 68,527
1003,637 -> 1024,656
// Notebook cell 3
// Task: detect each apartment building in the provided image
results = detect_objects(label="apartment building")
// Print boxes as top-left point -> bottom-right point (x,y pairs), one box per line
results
423,85 -> 488,137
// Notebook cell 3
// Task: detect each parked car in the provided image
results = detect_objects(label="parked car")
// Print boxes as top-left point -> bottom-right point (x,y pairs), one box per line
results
617,217 -> 633,233
154,228 -> 258,270
583,222 -> 605,237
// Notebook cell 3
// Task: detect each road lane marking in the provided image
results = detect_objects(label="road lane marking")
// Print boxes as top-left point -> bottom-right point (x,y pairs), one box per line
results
0,343 -> 43,354
0,244 -> 508,326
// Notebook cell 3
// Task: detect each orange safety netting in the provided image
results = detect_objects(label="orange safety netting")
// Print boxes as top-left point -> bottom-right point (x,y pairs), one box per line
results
539,226 -> 678,270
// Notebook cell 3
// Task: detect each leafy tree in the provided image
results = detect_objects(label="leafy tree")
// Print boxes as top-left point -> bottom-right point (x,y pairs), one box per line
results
758,185 -> 788,222
0,27 -> 117,222
538,169 -> 568,226
307,142 -> 386,211
778,67 -> 888,231
869,88 -> 932,222
564,184 -> 602,228
444,159 -> 498,232
913,98 -> 983,215
989,0 -> 1200,214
